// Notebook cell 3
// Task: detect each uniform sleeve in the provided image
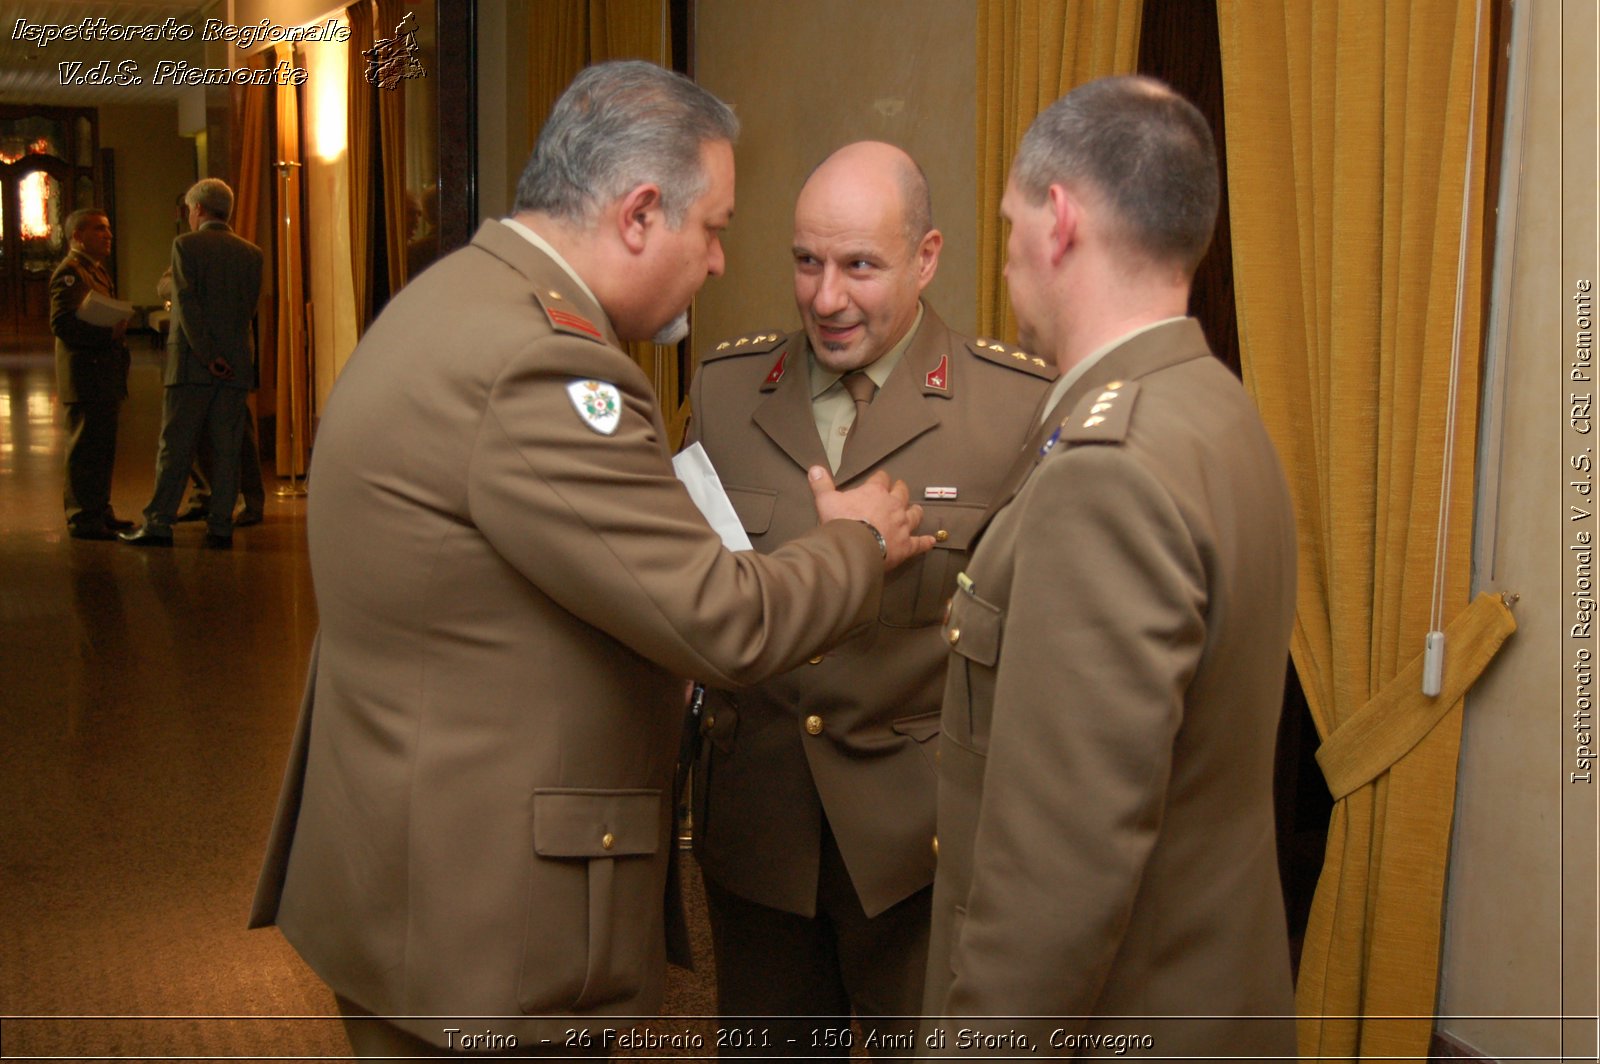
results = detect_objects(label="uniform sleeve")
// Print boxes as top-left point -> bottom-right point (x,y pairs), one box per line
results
467,335 -> 881,688
943,444 -> 1206,1034
49,266 -> 115,348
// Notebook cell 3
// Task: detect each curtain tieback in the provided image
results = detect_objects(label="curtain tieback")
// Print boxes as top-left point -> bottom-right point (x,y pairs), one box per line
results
1315,592 -> 1517,800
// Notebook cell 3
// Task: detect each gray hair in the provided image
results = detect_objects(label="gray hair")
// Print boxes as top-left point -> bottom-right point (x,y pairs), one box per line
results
1012,75 -> 1218,274
185,178 -> 234,221
514,60 -> 739,227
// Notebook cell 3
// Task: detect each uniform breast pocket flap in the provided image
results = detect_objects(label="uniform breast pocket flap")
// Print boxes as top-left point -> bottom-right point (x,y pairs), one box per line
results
532,789 -> 661,858
723,486 -> 777,537
945,585 -> 1002,668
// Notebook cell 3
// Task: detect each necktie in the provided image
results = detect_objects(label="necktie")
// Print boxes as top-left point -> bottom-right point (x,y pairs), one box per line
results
842,370 -> 877,441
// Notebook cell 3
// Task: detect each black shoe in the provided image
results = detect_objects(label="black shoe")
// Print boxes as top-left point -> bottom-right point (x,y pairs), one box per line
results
104,515 -> 135,531
234,511 -> 264,528
118,526 -> 174,547
203,533 -> 233,550
175,505 -> 209,523
69,525 -> 118,541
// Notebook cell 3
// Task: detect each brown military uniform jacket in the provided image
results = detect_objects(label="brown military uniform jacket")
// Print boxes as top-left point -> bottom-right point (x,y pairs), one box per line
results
685,306 -> 1054,918
249,221 -> 885,1048
921,320 -> 1298,1057
49,249 -> 128,404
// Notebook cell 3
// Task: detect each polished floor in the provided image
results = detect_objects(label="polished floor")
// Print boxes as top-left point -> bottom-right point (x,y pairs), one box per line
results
0,341 -> 719,1059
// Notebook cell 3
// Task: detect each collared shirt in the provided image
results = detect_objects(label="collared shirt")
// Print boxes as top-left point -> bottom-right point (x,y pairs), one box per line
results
808,304 -> 925,472
69,248 -> 115,297
501,217 -> 603,311
1037,316 -> 1188,425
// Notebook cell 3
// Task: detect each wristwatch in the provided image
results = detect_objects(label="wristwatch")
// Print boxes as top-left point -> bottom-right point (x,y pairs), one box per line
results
855,519 -> 887,559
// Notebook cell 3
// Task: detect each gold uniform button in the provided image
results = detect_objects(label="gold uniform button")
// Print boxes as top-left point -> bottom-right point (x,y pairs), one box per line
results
931,835 -> 940,857
947,628 -> 961,646
805,715 -> 824,735
935,529 -> 949,543
601,832 -> 615,851
808,655 -> 824,665
704,715 -> 716,730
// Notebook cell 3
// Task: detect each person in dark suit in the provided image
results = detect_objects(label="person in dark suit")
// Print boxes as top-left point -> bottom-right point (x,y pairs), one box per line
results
920,75 -> 1299,1056
248,61 -> 934,1059
684,141 -> 1053,1053
121,179 -> 264,549
154,265 -> 266,529
49,208 -> 132,540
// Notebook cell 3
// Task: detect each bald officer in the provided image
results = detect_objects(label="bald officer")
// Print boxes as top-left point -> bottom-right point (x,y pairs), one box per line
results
685,141 -> 1054,1053
251,63 -> 934,1060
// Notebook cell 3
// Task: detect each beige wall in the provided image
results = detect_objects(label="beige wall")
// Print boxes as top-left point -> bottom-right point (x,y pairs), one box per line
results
1439,0 -> 1599,1057
476,0 -> 533,222
693,0 -> 978,360
97,104 -> 194,306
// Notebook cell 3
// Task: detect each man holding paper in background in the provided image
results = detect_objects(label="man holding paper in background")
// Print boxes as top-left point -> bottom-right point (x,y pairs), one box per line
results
684,140 -> 1053,1051
50,208 -> 132,541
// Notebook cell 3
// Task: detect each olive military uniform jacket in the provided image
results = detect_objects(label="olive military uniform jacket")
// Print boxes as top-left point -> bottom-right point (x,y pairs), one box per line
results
49,249 -> 128,404
250,221 -> 886,1048
686,306 -> 1054,919
922,319 -> 1298,1057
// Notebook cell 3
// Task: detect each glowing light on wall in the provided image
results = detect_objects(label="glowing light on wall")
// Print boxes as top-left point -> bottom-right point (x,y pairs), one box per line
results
20,171 -> 53,239
310,17 -> 349,162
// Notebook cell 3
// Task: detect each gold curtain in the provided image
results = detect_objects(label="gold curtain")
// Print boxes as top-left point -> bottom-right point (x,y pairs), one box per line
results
273,43 -> 310,480
230,55 -> 274,448
527,0 -> 683,437
375,0 -> 409,292
975,0 -> 1142,342
1216,1 -> 1515,1057
346,0 -> 375,334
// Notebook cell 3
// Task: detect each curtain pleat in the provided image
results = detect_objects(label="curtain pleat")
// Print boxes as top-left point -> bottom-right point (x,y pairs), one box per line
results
347,0 -> 375,334
375,0 -> 409,292
975,0 -> 1142,343
230,55 -> 274,459
273,43 -> 310,480
1216,1 -> 1512,1057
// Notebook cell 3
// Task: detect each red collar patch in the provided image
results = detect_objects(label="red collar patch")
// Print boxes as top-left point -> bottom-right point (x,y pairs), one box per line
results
762,349 -> 789,388
925,354 -> 949,392
547,307 -> 604,341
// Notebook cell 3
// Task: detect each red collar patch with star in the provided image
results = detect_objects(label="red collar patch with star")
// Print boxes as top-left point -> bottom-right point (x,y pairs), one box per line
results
925,354 -> 949,392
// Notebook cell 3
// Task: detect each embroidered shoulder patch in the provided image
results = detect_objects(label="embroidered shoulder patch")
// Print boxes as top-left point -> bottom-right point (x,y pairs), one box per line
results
567,379 -> 621,435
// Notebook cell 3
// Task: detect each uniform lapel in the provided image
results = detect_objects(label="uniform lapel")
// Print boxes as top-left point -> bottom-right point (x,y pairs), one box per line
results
832,311 -> 944,485
751,336 -> 830,472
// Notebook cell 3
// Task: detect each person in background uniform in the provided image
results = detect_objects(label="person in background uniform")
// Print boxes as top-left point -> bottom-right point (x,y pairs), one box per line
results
50,208 -> 131,540
920,75 -> 1299,1057
121,178 -> 263,550
684,141 -> 1053,1053
248,61 -> 935,1060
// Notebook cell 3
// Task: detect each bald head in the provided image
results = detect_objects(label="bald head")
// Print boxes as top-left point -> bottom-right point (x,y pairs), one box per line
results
799,141 -> 933,252
791,141 -> 943,373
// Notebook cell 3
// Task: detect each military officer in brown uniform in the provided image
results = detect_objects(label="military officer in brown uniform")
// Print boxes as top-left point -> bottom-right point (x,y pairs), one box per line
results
686,141 -> 1053,1053
920,77 -> 1298,1057
49,209 -> 131,540
250,62 -> 933,1059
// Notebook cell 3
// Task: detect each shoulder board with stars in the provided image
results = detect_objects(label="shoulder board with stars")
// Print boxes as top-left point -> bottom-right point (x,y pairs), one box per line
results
967,337 -> 1055,379
702,330 -> 789,363
1059,380 -> 1141,446
532,287 -> 606,344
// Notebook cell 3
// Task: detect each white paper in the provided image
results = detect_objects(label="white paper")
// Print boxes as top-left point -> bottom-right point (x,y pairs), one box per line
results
673,442 -> 753,552
75,290 -> 136,327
